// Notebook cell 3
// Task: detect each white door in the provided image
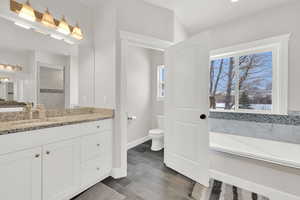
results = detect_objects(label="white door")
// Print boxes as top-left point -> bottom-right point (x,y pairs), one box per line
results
0,147 -> 42,200
164,36 -> 210,186
43,138 -> 81,200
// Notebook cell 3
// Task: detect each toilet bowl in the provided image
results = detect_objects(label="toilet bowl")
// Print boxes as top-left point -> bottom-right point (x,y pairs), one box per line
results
149,115 -> 164,151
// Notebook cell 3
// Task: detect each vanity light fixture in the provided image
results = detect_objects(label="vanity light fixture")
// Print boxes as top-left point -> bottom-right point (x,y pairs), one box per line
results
18,0 -> 36,22
5,65 -> 13,71
50,34 -> 63,40
64,39 -> 75,45
0,64 -> 22,72
14,21 -> 31,29
57,16 -> 71,35
34,29 -> 48,35
0,77 -> 10,83
10,0 -> 83,42
71,23 -> 83,40
41,8 -> 56,28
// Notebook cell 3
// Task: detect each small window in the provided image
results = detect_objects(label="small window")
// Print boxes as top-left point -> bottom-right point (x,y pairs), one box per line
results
210,34 -> 290,114
157,65 -> 166,100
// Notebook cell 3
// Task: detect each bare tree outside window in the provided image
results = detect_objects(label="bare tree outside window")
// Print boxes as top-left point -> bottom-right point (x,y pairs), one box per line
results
209,57 -> 235,110
210,51 -> 273,112
238,52 -> 272,110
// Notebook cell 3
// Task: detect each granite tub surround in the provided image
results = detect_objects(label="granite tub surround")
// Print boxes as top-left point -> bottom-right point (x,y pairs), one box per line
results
209,111 -> 300,126
0,107 -> 114,135
209,111 -> 300,144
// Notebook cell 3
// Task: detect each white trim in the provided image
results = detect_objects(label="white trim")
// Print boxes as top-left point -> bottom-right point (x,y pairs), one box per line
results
210,170 -> 299,200
118,31 -> 173,179
111,168 -> 127,179
120,31 -> 173,51
127,136 -> 151,150
37,62 -> 65,70
209,34 -> 290,115
210,34 -> 291,59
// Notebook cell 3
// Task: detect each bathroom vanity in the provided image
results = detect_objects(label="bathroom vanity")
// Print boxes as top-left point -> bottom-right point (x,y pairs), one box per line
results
0,108 -> 114,200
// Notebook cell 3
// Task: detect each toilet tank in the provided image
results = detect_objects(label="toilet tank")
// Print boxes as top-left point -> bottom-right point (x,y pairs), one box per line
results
157,115 -> 164,129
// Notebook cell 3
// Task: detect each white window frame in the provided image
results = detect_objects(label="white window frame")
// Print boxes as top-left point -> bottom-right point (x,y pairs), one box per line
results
210,34 -> 290,115
157,65 -> 165,101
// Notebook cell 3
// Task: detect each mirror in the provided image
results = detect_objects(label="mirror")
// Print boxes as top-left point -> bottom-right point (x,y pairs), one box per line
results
0,16 -> 78,111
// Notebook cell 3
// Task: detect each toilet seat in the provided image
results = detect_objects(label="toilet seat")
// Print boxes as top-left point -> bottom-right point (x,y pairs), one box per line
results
149,129 -> 164,136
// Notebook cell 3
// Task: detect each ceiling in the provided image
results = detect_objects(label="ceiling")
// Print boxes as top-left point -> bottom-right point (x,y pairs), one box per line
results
142,0 -> 296,35
79,0 -> 296,35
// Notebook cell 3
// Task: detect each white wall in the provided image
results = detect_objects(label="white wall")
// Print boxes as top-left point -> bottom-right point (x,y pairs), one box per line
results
116,0 -> 174,42
78,45 -> 95,106
126,46 -> 153,144
93,0 -> 117,109
173,16 -> 188,43
192,1 -> 300,112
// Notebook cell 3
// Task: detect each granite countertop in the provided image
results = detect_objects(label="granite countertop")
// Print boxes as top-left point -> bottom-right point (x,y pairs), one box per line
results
0,108 -> 114,135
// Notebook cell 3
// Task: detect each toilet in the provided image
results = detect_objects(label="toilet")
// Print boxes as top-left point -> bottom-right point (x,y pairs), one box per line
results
149,115 -> 164,151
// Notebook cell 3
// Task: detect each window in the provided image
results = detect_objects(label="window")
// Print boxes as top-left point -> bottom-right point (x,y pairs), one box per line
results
157,65 -> 166,100
209,34 -> 290,114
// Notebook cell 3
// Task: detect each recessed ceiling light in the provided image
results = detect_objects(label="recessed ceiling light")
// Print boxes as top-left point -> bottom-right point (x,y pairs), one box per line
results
231,0 -> 239,2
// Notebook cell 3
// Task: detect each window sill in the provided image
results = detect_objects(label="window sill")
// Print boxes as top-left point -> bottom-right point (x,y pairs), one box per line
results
210,109 -> 287,116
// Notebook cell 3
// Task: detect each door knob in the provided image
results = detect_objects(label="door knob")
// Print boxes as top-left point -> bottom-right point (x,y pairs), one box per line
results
200,114 -> 207,120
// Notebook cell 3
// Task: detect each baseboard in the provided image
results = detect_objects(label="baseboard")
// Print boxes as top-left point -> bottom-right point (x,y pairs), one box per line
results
210,170 -> 299,200
111,168 -> 127,179
127,135 -> 151,150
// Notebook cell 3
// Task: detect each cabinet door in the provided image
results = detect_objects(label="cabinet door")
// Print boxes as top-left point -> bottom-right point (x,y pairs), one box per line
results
43,138 -> 81,200
0,148 -> 42,200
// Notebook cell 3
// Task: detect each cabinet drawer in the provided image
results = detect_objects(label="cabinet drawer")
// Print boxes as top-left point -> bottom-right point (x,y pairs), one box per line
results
81,131 -> 112,162
70,119 -> 113,136
81,158 -> 111,187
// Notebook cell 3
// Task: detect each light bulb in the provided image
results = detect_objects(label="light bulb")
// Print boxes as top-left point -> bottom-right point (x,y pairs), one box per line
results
18,0 -> 36,22
71,24 -> 83,40
57,16 -> 70,35
41,8 -> 56,28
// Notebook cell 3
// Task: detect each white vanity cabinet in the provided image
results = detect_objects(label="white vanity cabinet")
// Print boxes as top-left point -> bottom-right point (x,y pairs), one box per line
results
0,119 -> 113,200
0,147 -> 42,200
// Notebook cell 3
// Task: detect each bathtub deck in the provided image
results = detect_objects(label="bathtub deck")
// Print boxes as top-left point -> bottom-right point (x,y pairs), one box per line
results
210,132 -> 300,169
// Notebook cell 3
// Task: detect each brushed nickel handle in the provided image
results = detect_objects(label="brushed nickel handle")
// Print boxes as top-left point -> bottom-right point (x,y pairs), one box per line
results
97,125 -> 100,129
127,116 -> 137,121
35,154 -> 40,158
96,167 -> 100,171
46,151 -> 50,155
97,144 -> 100,147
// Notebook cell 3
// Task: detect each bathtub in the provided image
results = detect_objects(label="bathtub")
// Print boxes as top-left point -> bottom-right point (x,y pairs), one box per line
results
210,132 -> 300,169
209,132 -> 300,200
